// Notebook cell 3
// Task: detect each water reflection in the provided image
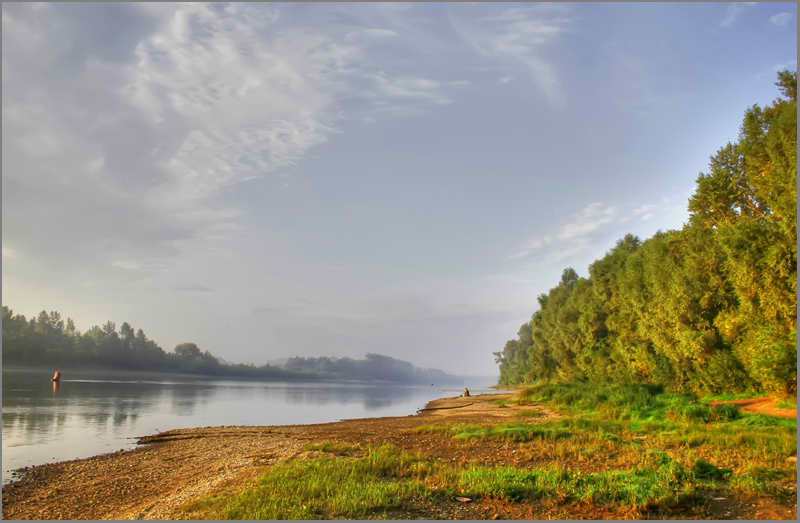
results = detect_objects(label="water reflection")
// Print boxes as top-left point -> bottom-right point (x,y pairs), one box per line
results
3,368 -> 493,483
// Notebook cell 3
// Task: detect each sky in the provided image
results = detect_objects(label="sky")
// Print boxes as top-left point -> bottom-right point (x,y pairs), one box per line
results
2,2 -> 797,376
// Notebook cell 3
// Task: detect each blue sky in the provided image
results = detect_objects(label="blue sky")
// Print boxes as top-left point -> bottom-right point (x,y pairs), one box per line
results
2,2 -> 796,375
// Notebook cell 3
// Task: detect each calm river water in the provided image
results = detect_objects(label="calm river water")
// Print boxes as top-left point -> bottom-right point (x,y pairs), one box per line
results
2,368 -> 495,483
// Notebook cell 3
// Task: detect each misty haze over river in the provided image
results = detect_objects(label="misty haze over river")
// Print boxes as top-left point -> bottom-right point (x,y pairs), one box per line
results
2,368 -> 497,483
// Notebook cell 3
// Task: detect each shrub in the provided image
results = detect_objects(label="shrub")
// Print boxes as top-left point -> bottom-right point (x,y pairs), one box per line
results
709,404 -> 741,422
692,460 -> 732,481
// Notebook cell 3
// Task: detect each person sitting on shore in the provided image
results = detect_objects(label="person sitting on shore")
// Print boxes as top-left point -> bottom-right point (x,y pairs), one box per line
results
462,388 -> 470,397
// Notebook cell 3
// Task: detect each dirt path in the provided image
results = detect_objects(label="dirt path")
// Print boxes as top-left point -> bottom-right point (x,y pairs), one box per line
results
2,394 -> 545,520
708,397 -> 797,419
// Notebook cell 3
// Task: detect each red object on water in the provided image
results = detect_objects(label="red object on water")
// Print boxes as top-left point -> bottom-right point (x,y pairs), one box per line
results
52,371 -> 61,382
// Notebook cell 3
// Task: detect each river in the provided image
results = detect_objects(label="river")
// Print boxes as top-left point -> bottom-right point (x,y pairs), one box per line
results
1,367 -> 495,483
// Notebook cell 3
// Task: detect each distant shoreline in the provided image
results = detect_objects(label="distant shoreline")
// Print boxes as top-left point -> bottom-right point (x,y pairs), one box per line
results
1,365 -> 469,387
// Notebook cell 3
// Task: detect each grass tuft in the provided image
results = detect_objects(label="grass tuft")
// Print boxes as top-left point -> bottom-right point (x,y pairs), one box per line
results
302,441 -> 359,455
691,460 -> 732,481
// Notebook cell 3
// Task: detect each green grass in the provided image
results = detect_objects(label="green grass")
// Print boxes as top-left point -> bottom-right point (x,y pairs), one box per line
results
415,421 -> 572,442
193,444 -> 769,519
731,414 -> 796,429
223,447 -> 427,519
302,441 -> 359,455
433,459 -> 698,508
453,422 -> 572,442
412,423 -> 480,436
514,383 -> 794,428
777,396 -> 797,409
516,382 -> 691,422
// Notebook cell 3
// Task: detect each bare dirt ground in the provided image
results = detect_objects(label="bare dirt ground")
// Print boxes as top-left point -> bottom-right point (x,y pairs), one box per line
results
2,394 -> 796,520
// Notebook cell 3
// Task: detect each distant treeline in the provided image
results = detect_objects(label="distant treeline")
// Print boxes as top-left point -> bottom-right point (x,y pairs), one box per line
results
284,354 -> 464,385
1,307 -> 462,384
495,71 -> 797,396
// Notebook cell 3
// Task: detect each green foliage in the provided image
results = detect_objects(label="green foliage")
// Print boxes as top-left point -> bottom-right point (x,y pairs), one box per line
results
496,72 -> 797,396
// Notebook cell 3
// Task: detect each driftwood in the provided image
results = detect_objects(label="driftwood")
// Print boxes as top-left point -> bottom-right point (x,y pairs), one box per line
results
417,402 -> 474,412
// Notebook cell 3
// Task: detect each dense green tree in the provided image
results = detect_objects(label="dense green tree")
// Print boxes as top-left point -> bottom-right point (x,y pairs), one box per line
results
496,72 -> 797,396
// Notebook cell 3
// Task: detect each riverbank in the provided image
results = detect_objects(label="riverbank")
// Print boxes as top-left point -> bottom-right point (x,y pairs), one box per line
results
3,388 -> 797,520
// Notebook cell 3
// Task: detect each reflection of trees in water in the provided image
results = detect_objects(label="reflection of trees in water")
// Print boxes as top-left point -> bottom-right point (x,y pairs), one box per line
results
70,382 -> 164,435
2,411 -> 69,444
169,383 -> 215,416
2,374 -> 167,440
279,384 -> 419,411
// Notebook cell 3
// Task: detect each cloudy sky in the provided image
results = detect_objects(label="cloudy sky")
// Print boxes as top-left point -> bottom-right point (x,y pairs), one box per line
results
2,2 -> 796,375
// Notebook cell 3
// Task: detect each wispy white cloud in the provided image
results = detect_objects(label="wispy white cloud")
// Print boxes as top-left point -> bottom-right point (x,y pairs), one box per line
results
506,202 -> 618,261
769,12 -> 794,26
448,3 -> 573,105
345,28 -> 399,41
557,202 -> 619,241
632,204 -> 656,216
2,2 -> 462,284
505,195 -> 693,265
720,2 -> 757,27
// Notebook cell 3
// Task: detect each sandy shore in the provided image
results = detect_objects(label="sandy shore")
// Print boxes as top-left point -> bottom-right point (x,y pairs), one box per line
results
2,393 -> 537,520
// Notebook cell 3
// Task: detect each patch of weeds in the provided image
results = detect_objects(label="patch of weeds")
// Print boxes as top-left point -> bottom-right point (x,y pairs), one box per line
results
197,444 -> 773,520
453,422 -> 571,442
303,442 -> 359,455
691,460 -> 732,481
667,404 -> 711,424
412,424 -> 478,436
599,433 -> 624,444
733,414 -> 796,429
730,466 -> 796,494
519,409 -> 544,418
223,447 -> 428,519
709,404 -> 741,422
182,493 -> 232,519
434,456 -> 697,510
